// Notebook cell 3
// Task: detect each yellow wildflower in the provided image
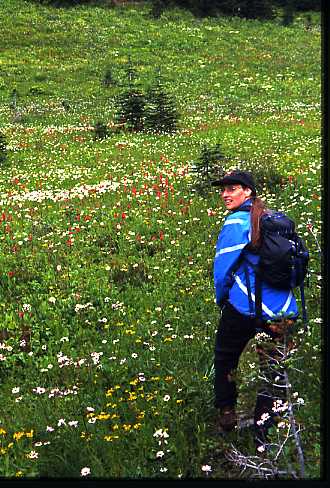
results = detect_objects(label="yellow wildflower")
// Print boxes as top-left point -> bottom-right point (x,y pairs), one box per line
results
80,431 -> 92,441
122,424 -> 131,431
0,428 -> 7,436
13,432 -> 25,441
125,329 -> 135,335
25,430 -> 34,438
96,413 -> 110,421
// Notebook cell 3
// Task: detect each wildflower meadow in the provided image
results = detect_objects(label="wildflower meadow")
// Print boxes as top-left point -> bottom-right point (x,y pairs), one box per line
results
0,0 -> 322,480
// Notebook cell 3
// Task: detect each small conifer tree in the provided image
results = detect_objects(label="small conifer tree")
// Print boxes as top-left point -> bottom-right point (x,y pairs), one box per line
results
115,56 -> 146,132
9,89 -> 18,110
144,72 -> 179,133
102,67 -> 116,87
124,55 -> 139,89
61,99 -> 70,111
115,90 -> 146,132
0,131 -> 7,165
193,142 -> 228,184
93,121 -> 109,140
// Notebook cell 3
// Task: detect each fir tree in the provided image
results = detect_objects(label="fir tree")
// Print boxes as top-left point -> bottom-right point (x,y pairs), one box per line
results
124,55 -> 139,89
115,90 -> 146,132
144,73 -> 179,134
102,67 -> 116,87
115,56 -> 146,132
193,142 -> 228,183
93,120 -> 109,140
61,100 -> 70,111
0,131 -> 7,165
9,89 -> 18,110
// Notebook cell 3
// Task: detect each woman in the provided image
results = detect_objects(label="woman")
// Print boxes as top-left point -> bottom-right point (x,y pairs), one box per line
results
211,170 -> 298,450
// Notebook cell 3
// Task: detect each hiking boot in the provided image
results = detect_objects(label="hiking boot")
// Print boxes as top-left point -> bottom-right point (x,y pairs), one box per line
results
217,406 -> 237,432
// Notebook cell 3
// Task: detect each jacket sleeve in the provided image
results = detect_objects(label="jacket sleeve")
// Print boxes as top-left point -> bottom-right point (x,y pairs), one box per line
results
213,213 -> 251,307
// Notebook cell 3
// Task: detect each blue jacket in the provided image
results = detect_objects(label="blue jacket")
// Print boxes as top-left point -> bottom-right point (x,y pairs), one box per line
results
213,200 -> 298,320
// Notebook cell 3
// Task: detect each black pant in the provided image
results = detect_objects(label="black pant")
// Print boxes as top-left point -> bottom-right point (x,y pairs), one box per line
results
214,301 -> 294,444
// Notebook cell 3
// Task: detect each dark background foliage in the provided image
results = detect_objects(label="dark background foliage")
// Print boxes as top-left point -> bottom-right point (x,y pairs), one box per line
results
26,0 -> 322,15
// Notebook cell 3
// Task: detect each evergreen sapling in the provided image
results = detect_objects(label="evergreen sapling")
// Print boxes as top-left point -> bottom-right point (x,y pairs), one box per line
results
144,77 -> 179,134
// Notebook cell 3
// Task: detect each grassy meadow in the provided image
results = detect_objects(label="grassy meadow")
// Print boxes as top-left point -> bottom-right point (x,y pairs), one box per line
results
0,0 -> 322,479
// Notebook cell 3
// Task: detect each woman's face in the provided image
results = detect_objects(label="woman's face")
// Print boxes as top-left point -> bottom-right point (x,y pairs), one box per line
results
221,184 -> 252,211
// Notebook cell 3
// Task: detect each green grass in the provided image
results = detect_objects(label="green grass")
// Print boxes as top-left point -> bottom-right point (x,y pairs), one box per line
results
0,0 -> 321,479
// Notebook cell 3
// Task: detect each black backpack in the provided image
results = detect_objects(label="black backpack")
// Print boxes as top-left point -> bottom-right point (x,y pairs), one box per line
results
255,212 -> 309,289
235,211 -> 309,326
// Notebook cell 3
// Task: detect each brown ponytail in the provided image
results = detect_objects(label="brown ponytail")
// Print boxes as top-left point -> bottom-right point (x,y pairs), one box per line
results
249,196 -> 268,249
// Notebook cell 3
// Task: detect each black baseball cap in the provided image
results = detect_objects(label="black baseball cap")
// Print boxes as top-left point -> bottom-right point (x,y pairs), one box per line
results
211,170 -> 256,196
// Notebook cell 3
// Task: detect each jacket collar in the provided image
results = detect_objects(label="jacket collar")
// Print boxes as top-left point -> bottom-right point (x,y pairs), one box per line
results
231,198 -> 253,213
